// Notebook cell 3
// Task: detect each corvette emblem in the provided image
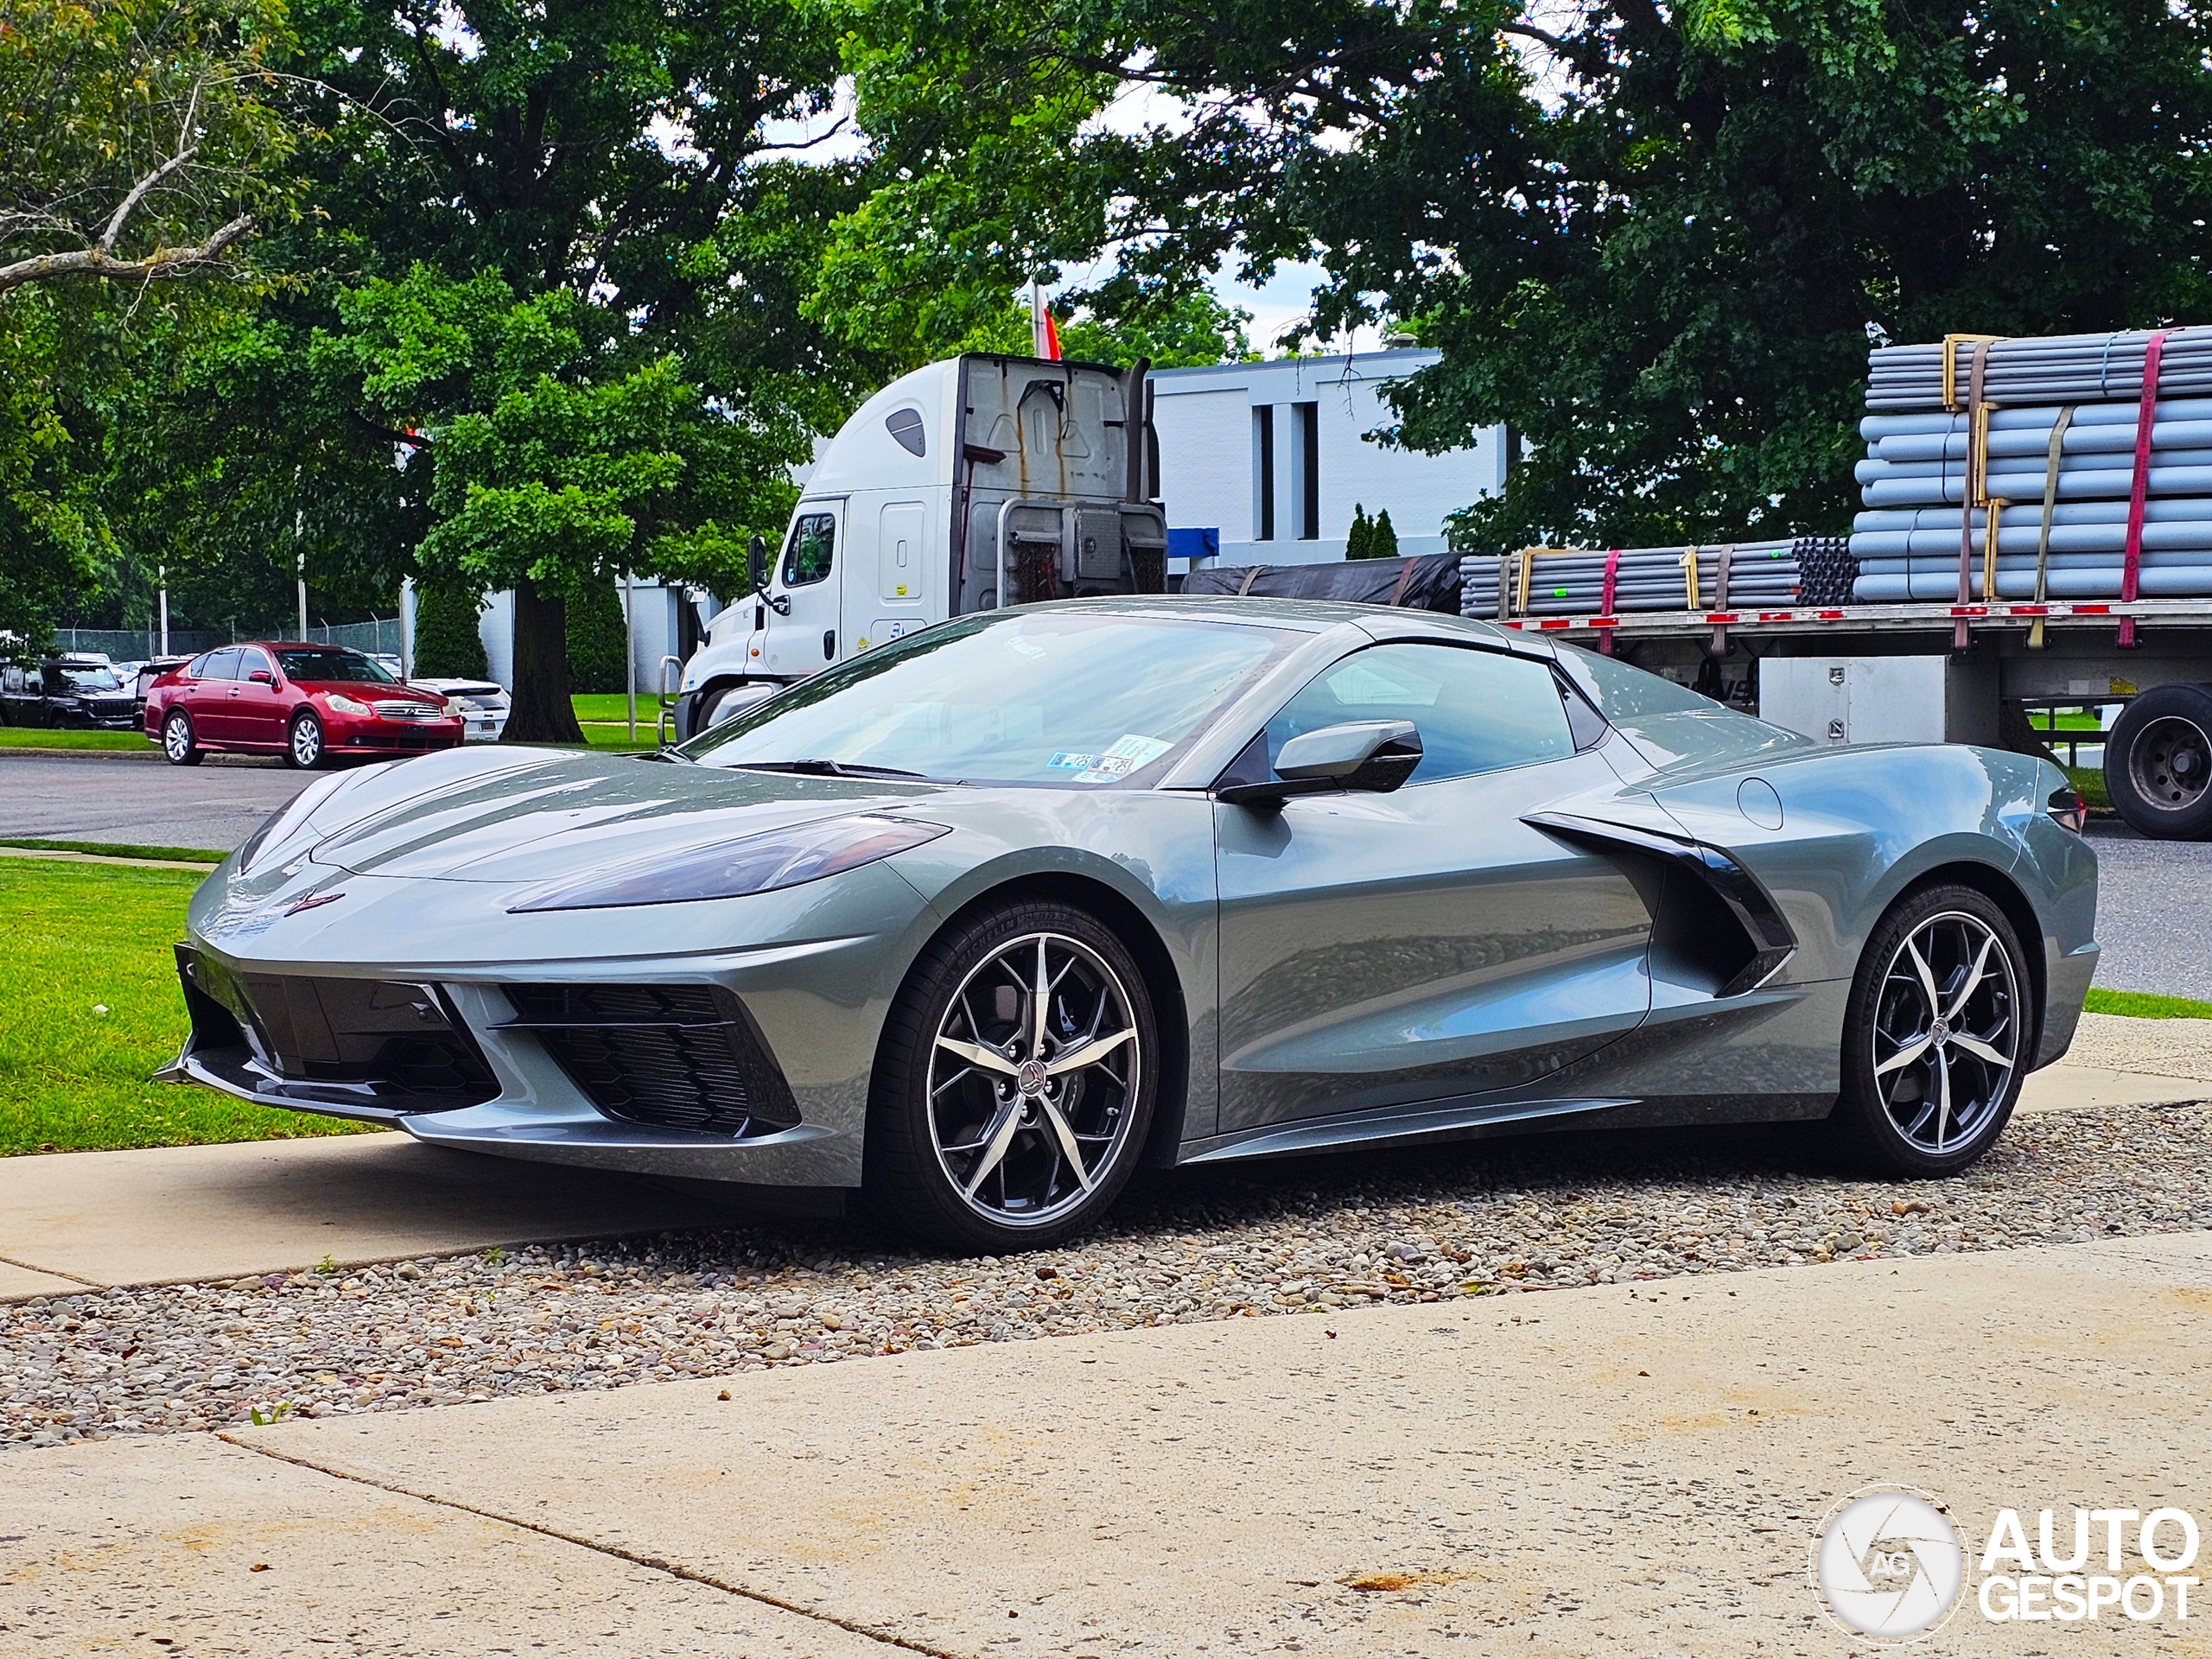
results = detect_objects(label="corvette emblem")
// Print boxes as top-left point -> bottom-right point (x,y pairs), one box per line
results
284,892 -> 346,917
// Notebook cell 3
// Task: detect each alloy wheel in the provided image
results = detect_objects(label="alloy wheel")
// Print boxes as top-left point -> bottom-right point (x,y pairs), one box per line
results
290,716 -> 322,768
1869,911 -> 2019,1154
162,714 -> 192,761
925,931 -> 1142,1229
2126,714 -> 2210,814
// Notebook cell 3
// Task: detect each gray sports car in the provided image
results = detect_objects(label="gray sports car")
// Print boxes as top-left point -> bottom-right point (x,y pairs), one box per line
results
163,598 -> 2099,1249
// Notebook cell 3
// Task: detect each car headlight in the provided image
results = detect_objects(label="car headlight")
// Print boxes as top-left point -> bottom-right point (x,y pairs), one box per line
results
326,693 -> 372,716
507,815 -> 950,912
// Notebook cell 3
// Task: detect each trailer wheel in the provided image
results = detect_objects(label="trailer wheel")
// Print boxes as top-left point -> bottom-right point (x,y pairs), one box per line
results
2104,684 -> 2212,840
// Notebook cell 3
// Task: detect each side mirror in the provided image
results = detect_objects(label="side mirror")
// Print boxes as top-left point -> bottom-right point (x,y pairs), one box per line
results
747,533 -> 769,595
249,669 -> 275,685
1217,720 -> 1423,807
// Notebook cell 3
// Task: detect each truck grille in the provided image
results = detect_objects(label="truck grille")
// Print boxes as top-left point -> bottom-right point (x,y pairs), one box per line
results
499,983 -> 801,1138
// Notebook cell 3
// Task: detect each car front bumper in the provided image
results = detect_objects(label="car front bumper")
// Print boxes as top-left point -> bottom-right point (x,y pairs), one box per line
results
161,859 -> 938,1186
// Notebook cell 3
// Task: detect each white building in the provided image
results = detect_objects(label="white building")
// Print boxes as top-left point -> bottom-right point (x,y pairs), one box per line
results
403,577 -> 716,698
1149,348 -> 1505,571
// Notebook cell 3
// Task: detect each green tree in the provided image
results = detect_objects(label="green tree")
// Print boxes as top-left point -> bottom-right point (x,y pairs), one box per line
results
410,584 -> 487,679
1369,507 -> 1397,562
564,580 -> 628,696
1345,504 -> 1373,560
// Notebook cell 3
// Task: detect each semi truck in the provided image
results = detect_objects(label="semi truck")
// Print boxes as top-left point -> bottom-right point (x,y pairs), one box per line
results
670,351 -> 1168,739
671,347 -> 2212,841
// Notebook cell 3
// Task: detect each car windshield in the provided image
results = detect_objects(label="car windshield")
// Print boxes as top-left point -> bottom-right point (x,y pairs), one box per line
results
59,667 -> 124,691
684,610 -> 1294,785
273,648 -> 397,684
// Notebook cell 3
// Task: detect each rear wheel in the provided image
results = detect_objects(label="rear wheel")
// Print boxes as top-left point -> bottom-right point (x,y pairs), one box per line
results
866,900 -> 1156,1251
1832,885 -> 2029,1177
2104,684 -> 2212,840
286,710 -> 326,770
161,709 -> 202,766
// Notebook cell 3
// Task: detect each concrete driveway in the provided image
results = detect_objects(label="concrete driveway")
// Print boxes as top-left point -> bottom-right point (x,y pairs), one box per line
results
0,750 -> 313,851
4,1231 -> 2208,1656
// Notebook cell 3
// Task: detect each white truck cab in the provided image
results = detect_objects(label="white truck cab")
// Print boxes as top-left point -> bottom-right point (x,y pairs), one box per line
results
671,351 -> 1166,738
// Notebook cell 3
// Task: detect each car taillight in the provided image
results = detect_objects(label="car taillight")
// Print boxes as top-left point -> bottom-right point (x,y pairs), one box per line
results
2047,785 -> 2088,835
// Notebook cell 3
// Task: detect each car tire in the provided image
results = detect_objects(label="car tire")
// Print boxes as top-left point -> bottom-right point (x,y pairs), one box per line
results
1830,883 -> 2030,1178
865,899 -> 1158,1251
161,710 -> 202,766
286,711 -> 327,770
2103,683 -> 2212,840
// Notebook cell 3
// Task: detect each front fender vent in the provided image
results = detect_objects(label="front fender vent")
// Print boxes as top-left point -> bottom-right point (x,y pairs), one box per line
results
497,983 -> 801,1138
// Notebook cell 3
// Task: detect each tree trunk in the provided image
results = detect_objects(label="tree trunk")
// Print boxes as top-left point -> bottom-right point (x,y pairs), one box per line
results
502,574 -> 584,744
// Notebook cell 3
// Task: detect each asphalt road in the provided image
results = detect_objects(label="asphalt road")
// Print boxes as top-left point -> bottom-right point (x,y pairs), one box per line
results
4,751 -> 2209,999
0,750 -> 313,852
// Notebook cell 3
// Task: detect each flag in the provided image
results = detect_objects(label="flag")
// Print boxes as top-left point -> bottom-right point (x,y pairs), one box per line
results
1042,308 -> 1062,361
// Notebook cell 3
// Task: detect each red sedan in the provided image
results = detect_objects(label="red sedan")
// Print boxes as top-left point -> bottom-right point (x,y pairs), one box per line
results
143,643 -> 464,768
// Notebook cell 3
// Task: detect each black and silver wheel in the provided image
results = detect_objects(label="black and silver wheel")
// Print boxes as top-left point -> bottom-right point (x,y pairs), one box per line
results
161,709 -> 202,766
286,710 -> 326,770
868,900 -> 1156,1250
1834,885 -> 2028,1176
2105,684 -> 2212,840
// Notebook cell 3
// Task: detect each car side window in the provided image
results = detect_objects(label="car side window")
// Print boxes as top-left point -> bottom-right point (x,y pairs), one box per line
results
782,512 -> 836,588
1262,643 -> 1578,785
238,647 -> 275,681
201,647 -> 243,681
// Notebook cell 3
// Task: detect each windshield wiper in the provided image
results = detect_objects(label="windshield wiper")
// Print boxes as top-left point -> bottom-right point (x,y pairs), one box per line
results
732,759 -> 931,780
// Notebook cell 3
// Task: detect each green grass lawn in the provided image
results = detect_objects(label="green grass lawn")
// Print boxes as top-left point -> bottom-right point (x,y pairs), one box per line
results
1,837 -> 226,862
2083,988 -> 2212,1020
0,860 -> 378,1155
0,727 -> 149,752
2064,766 -> 2111,810
571,691 -> 671,723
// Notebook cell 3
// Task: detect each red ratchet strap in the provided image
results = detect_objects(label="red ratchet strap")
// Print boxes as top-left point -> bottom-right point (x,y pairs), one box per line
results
1598,547 -> 1621,655
1955,338 -> 1993,651
2120,329 -> 2169,649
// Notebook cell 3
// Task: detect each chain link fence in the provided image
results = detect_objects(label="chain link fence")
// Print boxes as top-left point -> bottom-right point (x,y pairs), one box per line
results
45,619 -> 402,660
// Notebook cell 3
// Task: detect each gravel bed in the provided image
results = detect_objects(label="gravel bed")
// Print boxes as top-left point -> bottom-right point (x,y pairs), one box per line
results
6,1101 -> 2211,1449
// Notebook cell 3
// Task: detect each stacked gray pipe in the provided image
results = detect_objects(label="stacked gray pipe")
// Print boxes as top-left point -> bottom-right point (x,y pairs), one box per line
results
1459,542 -> 1798,618
1852,331 -> 2212,601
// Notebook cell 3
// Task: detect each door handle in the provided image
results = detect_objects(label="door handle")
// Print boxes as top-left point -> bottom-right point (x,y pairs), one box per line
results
767,594 -> 791,616
823,630 -> 836,660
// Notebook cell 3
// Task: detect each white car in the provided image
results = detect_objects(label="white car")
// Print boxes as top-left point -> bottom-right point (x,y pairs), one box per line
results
408,677 -> 510,741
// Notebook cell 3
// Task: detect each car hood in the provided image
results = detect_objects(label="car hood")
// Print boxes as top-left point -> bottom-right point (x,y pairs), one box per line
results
298,748 -> 948,882
296,679 -> 444,704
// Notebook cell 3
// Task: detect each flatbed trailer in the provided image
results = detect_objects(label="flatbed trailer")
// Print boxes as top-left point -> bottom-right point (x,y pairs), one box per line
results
1479,596 -> 2212,838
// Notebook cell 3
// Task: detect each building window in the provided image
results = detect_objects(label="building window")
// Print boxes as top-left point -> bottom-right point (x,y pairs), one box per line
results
1253,405 -> 1275,540
1294,402 -> 1319,540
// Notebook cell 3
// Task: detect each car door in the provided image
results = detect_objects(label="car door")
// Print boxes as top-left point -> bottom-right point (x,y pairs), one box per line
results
760,503 -> 844,678
1212,640 -> 1654,1135
227,647 -> 286,747
186,647 -> 244,739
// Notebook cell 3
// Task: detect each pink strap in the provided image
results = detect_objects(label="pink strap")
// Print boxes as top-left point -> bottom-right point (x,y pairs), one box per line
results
1598,547 -> 1621,655
2120,330 -> 2168,648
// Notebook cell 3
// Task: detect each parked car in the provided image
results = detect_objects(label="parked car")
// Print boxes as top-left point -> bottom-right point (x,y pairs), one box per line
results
0,655 -> 140,728
161,598 -> 2098,1250
408,677 -> 511,742
143,642 -> 462,767
130,657 -> 194,714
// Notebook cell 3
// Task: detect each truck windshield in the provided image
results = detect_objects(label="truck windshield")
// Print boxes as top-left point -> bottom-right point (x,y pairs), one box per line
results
683,610 -> 1293,786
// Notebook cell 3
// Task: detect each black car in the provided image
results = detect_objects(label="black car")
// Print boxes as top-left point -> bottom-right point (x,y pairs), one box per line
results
0,657 -> 141,728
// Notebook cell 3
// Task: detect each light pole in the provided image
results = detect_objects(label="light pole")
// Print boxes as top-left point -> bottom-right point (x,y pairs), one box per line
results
156,565 -> 168,656
295,508 -> 308,642
623,571 -> 637,742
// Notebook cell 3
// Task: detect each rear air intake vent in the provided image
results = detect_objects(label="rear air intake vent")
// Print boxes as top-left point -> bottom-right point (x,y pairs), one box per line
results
498,983 -> 800,1138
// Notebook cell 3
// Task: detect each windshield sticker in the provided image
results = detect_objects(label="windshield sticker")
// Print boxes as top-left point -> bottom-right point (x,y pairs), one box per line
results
1103,734 -> 1173,766
1046,751 -> 1101,772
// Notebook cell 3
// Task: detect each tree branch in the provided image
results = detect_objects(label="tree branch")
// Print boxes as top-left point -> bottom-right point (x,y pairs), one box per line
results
97,144 -> 200,254
0,213 -> 252,295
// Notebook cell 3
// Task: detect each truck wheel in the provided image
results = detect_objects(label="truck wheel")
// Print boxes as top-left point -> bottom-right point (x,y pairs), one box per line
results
2104,684 -> 2212,840
161,710 -> 203,766
864,900 -> 1157,1251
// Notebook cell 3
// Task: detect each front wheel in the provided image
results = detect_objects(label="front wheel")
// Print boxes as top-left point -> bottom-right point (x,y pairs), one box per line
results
865,901 -> 1157,1251
285,710 -> 326,770
1832,885 -> 2030,1177
161,710 -> 202,766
